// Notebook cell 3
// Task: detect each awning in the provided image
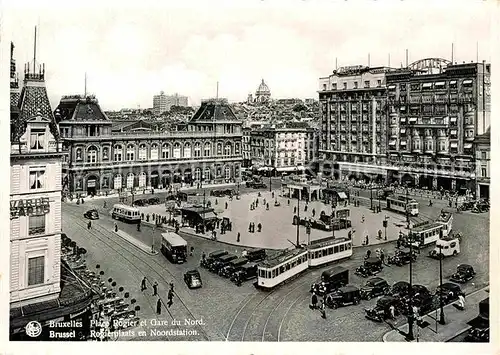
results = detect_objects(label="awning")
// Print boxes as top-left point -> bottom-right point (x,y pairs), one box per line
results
151,173 -> 159,177
277,166 -> 303,172
258,167 -> 272,171
389,141 -> 396,146
422,83 -> 433,88
337,192 -> 348,199
464,143 -> 473,149
450,142 -> 458,148
463,79 -> 473,85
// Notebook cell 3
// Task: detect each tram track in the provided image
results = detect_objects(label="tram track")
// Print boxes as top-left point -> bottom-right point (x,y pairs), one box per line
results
63,206 -> 222,340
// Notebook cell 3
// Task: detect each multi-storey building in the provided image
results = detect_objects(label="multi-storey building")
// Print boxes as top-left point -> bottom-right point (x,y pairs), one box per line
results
385,59 -> 490,192
10,43 -> 92,338
318,59 -> 491,194
242,125 -> 252,167
153,91 -> 189,115
250,122 -> 317,173
475,128 -> 490,199
318,65 -> 391,181
56,98 -> 243,196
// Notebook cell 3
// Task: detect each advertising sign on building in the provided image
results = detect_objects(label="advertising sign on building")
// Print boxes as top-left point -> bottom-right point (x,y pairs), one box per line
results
10,197 -> 50,219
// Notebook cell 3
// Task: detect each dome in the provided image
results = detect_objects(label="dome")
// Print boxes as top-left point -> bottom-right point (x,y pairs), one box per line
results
256,79 -> 270,94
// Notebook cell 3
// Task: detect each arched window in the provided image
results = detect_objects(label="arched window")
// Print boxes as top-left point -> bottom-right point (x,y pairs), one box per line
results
126,173 -> 134,188
194,143 -> 201,157
204,168 -> 211,181
138,172 -> 147,187
126,144 -> 135,161
113,174 -> 122,189
235,143 -> 241,154
224,143 -> 232,156
150,143 -> 159,160
217,142 -> 223,155
102,147 -> 109,160
162,143 -> 170,159
194,168 -> 202,181
76,148 -> 83,161
139,144 -> 147,160
224,166 -> 231,179
113,145 -> 123,161
184,143 -> 191,158
87,146 -> 98,163
204,142 -> 211,157
173,143 -> 181,158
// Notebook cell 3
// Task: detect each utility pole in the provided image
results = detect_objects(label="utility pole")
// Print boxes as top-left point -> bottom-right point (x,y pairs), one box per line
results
296,186 -> 300,247
331,197 -> 336,239
439,243 -> 446,325
406,184 -> 415,341
370,187 -> 373,210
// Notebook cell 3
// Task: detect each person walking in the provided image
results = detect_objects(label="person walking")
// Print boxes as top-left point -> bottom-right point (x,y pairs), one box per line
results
365,235 -> 369,246
152,282 -> 158,296
190,246 -> 194,256
225,202 -> 228,210
237,232 -> 241,243
380,250 -> 387,266
389,304 -> 395,319
311,292 -> 318,309
87,221 -> 92,230
167,289 -> 174,308
156,298 -> 162,315
141,277 -> 147,291
114,223 -> 118,233
319,301 -> 327,319
457,294 -> 466,310
312,208 -> 316,217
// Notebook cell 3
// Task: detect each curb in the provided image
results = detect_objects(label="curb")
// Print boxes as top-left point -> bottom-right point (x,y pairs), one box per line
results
112,230 -> 158,256
382,286 -> 489,342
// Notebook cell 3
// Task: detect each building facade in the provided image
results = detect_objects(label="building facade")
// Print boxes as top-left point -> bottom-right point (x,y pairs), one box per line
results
475,128 -> 490,199
318,59 -> 491,194
249,123 -> 317,172
56,98 -> 243,196
153,91 -> 189,115
318,65 -> 391,181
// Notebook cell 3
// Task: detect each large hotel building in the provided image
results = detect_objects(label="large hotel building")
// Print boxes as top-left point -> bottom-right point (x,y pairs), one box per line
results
319,58 -> 490,196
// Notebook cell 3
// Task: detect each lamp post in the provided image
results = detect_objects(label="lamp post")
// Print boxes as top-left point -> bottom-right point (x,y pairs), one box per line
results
438,243 -> 446,325
370,187 -> 373,211
296,167 -> 300,247
331,198 -> 336,238
406,184 -> 415,341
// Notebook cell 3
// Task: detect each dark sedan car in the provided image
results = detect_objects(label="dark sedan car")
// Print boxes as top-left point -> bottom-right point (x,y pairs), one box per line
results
389,281 -> 410,299
184,269 -> 202,289
84,209 -> 99,220
435,282 -> 464,304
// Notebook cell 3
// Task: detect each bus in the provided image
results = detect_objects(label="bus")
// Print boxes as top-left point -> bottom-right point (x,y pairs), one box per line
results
161,232 -> 187,264
111,204 -> 141,224
386,196 -> 419,216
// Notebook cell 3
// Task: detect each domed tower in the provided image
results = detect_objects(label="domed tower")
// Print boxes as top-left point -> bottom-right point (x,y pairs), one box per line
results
255,79 -> 271,104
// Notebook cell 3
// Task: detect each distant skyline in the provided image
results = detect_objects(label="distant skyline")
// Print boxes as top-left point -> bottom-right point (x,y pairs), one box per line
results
6,0 -> 493,111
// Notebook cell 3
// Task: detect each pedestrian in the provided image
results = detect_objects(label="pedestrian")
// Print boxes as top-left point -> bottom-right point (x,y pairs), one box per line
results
190,246 -> 194,256
266,203 -> 269,210
272,192 -> 275,198
103,201 -> 107,208
294,206 -> 297,214
320,301 -> 326,319
169,282 -> 174,292
237,232 -> 241,243
288,199 -> 290,205
365,235 -> 369,246
168,289 -> 174,308
152,282 -> 158,296
248,223 -> 252,232
312,208 -> 316,217
141,277 -> 147,291
389,304 -> 395,319
87,221 -> 92,230
311,292 -> 318,309
156,298 -> 162,314
380,250 -> 386,265
304,204 -> 308,212
225,202 -> 228,209
457,294 -> 465,310
348,230 -> 352,240
257,223 -> 262,232
361,215 -> 365,223
114,223 -> 118,233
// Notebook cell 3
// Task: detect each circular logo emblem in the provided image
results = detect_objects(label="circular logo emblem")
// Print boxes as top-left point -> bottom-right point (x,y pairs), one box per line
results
25,320 -> 42,338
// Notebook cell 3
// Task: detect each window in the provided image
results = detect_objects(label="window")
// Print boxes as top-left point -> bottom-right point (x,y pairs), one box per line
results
343,82 -> 347,90
377,80 -> 382,87
194,143 -> 201,157
150,144 -> 159,160
481,151 -> 487,160
481,167 -> 487,177
364,81 -> 370,88
332,83 -> 337,90
114,145 -> 123,161
323,84 -> 327,91
30,128 -> 45,150
425,140 -> 433,151
29,215 -> 46,235
102,147 -> 109,160
139,144 -> 147,160
28,256 -> 45,286
183,143 -> 191,158
29,169 -> 45,190
204,143 -> 211,157
353,81 -> 358,89
102,177 -> 109,188
162,144 -> 170,159
235,143 -> 240,154
173,143 -> 181,158
217,143 -> 223,155
126,144 -> 135,161
224,143 -> 232,156
76,148 -> 83,161
87,146 -> 98,163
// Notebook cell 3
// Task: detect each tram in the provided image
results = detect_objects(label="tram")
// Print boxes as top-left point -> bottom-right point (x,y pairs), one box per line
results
436,210 -> 453,236
410,222 -> 445,248
111,204 -> 141,224
255,237 -> 353,290
386,196 -> 419,216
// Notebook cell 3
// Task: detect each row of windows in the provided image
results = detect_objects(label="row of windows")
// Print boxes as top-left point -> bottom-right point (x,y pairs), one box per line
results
75,142 -> 241,162
309,242 -> 352,259
324,79 -> 383,91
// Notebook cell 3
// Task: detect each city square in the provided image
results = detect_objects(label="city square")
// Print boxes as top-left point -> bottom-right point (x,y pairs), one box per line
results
6,2 -> 492,349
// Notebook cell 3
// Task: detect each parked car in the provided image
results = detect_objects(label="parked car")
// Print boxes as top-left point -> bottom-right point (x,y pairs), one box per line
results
147,197 -> 161,205
388,281 -> 410,299
365,296 -> 401,322
465,297 -> 489,342
201,250 -> 228,269
184,269 -> 202,289
355,257 -> 383,278
220,257 -> 248,278
133,199 -> 147,206
325,286 -> 361,309
210,189 -> 234,197
245,248 -> 266,262
311,266 -> 349,295
210,254 -> 238,273
450,264 -> 476,283
435,282 -> 464,304
360,277 -> 390,300
230,263 -> 258,283
84,209 -> 99,220
401,285 -> 436,315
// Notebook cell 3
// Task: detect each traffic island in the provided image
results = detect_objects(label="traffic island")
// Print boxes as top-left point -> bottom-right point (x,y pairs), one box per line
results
112,230 -> 159,256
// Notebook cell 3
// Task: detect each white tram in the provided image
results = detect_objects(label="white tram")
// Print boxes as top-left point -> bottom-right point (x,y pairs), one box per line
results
255,238 -> 353,290
436,210 -> 453,236
111,204 -> 141,224
386,196 -> 419,216
411,222 -> 445,247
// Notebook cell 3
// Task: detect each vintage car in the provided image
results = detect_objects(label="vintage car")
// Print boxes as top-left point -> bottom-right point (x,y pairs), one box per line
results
388,281 -> 410,299
360,277 -> 390,300
311,266 -> 349,296
387,248 -> 417,266
220,257 -> 248,278
210,254 -> 238,273
355,257 -> 383,278
450,264 -> 476,283
201,250 -> 228,269
184,269 -> 202,289
133,199 -> 147,206
401,285 -> 436,315
429,237 -> 460,259
245,248 -> 266,262
210,189 -> 234,197
365,296 -> 401,322
230,263 -> 258,283
325,285 -> 361,309
84,209 -> 100,220
435,282 -> 464,304
147,197 -> 161,205
246,180 -> 267,189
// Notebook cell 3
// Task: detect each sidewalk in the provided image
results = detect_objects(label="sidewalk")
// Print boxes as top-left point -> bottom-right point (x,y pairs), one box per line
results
112,230 -> 158,255
383,287 -> 489,342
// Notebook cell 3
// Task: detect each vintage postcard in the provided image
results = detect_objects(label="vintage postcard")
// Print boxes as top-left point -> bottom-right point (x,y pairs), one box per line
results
1,0 -> 497,353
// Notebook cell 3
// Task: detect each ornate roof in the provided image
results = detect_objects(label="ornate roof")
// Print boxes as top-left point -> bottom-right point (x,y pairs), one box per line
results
190,99 -> 240,122
54,95 -> 109,123
256,79 -> 270,95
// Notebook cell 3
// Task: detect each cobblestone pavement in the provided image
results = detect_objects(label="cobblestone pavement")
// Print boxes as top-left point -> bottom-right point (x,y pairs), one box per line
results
67,189 -> 489,342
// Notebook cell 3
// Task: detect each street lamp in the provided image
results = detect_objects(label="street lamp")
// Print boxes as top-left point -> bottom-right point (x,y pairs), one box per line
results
331,197 -> 336,239
405,183 -> 415,341
295,167 -> 300,247
370,187 -> 373,211
438,242 -> 446,325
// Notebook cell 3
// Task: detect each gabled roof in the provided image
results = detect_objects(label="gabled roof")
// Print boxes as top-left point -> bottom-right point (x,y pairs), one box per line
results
190,99 -> 240,122
54,95 -> 109,123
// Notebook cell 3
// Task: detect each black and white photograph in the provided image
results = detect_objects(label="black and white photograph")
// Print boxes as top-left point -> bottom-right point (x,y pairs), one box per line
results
1,0 -> 497,351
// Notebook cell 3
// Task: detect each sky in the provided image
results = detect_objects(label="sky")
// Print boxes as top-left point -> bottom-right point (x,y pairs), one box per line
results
4,0 -> 494,111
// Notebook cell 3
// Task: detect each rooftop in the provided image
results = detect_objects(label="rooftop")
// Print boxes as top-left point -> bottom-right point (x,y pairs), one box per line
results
259,248 -> 307,268
190,99 -> 241,123
55,95 -> 110,123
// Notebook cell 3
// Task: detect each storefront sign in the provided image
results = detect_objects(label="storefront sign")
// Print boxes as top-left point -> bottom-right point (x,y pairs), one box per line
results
11,197 -> 50,219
